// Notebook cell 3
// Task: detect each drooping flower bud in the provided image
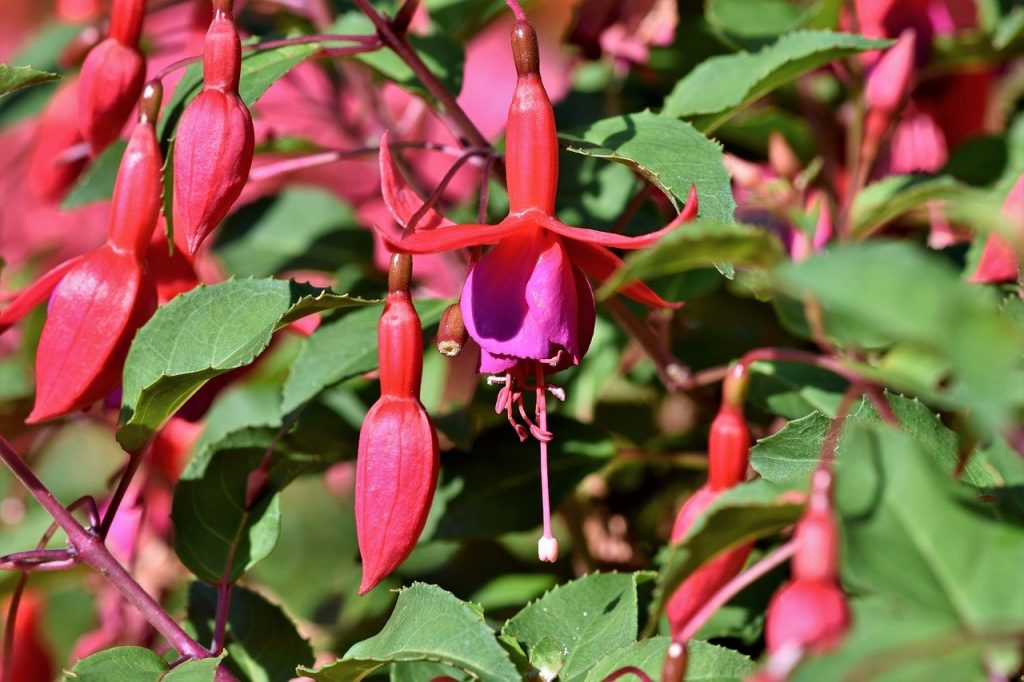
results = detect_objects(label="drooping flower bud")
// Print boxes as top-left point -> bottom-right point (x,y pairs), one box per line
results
708,363 -> 751,491
765,578 -> 849,654
506,19 -> 558,214
173,7 -> 255,254
863,30 -> 917,162
77,0 -> 146,153
355,254 -> 440,594
436,302 -> 467,357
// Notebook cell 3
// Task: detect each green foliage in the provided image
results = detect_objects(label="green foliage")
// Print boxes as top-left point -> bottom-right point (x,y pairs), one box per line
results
68,647 -> 221,681
0,64 -> 59,97
663,30 -> 890,131
118,279 -> 376,450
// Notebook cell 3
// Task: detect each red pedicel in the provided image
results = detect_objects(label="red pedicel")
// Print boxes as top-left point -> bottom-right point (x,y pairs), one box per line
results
77,0 -> 146,153
355,254 -> 440,594
173,7 -> 255,254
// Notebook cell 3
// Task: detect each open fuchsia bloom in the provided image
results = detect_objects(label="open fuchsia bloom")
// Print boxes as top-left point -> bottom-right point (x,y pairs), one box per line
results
77,0 -> 147,154
379,16 -> 698,562
0,83 -> 164,423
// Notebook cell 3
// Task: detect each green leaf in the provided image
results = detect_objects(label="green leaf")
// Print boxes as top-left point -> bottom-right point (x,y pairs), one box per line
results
706,0 -> 821,48
595,220 -> 784,299
0,63 -> 59,97
172,425 -> 332,583
188,583 -> 314,682
330,13 -> 464,97
663,30 -> 890,131
773,242 -> 1024,433
994,6 -> 1024,51
585,638 -> 754,682
646,480 -> 803,635
750,392 -> 992,487
561,111 -> 735,223
67,647 -> 220,682
299,583 -> 519,682
281,299 -> 448,413
501,572 -> 645,682
430,417 -> 614,540
118,278 -> 376,450
747,360 -> 848,419
836,422 -> 1024,631
215,189 -> 371,278
0,23 -> 79,128
62,140 -> 128,209
850,174 -> 968,238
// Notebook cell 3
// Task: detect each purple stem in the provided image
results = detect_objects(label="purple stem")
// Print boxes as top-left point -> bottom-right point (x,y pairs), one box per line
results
99,446 -> 146,539
0,436 -> 212,663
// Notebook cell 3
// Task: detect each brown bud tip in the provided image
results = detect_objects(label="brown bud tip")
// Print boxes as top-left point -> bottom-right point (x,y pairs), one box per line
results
661,640 -> 687,682
139,80 -> 162,124
722,362 -> 750,410
436,302 -> 467,357
511,20 -> 540,77
388,253 -> 413,294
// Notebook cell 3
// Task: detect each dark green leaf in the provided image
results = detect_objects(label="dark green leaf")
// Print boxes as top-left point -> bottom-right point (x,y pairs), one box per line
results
663,31 -> 890,131
188,583 -> 314,682
706,0 -> 820,48
68,646 -> 220,681
118,278 -> 376,450
501,572 -> 646,682
561,111 -> 735,223
430,417 -> 614,540
0,63 -> 59,97
172,425 -> 332,583
300,583 -> 520,682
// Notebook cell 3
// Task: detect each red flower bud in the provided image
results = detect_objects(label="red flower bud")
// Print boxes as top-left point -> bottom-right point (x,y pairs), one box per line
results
665,485 -> 753,635
707,405 -> 750,491
77,0 -> 146,153
27,78 -> 89,201
765,578 -> 849,654
506,20 -> 558,214
4,593 -> 55,682
173,10 -> 255,254
355,259 -> 440,594
792,506 -> 839,583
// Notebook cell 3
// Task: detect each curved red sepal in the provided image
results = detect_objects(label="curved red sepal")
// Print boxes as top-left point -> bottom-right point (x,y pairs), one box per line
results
539,184 -> 699,250
379,131 -> 454,231
27,246 -> 157,423
375,215 -> 528,254
0,255 -> 86,333
562,238 -> 681,309
355,397 -> 439,594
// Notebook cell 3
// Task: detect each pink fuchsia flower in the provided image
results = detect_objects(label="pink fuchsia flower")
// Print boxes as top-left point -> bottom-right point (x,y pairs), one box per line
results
379,17 -> 698,561
970,175 -> 1024,284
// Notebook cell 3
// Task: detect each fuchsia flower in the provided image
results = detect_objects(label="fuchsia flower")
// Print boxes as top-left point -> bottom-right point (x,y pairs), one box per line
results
378,17 -> 697,560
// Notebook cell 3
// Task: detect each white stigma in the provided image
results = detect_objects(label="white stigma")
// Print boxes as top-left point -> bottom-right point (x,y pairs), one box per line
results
538,535 -> 559,563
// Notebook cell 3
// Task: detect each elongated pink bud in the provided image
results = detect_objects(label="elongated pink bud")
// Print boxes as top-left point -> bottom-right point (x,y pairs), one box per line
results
173,10 -> 254,254
77,0 -> 146,153
355,255 -> 440,594
863,30 -> 917,162
107,82 -> 163,255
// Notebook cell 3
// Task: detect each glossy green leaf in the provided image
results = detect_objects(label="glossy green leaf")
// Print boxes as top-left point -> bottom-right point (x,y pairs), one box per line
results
188,583 -> 314,682
118,278 -> 376,450
299,583 -> 520,682
0,63 -> 59,97
595,220 -> 784,299
561,111 -> 736,222
501,572 -> 647,682
663,30 -> 890,131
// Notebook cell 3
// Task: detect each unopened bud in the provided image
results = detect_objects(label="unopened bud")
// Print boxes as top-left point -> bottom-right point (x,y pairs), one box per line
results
768,133 -> 800,179
388,253 -> 412,294
722,362 -> 750,410
511,20 -> 540,77
866,30 -> 916,115
435,303 -> 467,357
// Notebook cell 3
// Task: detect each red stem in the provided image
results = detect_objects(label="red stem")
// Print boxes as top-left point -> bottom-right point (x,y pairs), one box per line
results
602,666 -> 653,682
0,436 -> 213,664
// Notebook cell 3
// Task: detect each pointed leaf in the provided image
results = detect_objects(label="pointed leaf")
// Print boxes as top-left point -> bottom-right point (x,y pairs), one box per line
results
118,278 -> 376,450
0,63 -> 59,97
